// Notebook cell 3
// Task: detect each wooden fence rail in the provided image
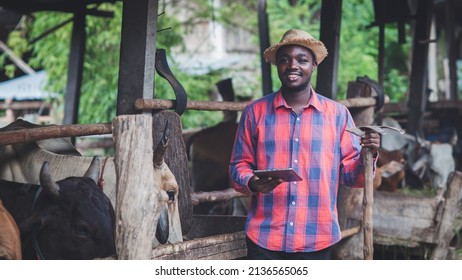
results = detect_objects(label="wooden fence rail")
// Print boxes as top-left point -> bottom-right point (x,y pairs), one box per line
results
0,123 -> 112,145
135,97 -> 377,112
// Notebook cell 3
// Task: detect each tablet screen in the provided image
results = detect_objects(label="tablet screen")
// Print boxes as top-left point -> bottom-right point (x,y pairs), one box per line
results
253,168 -> 302,182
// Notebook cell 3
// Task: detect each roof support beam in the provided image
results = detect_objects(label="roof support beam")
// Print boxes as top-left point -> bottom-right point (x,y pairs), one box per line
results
116,0 -> 158,115
63,10 -> 86,125
316,0 -> 342,99
407,0 -> 433,135
257,0 -> 272,96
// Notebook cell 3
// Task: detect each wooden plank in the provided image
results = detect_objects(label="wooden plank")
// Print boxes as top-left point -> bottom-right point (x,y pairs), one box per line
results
113,114 -> 158,259
0,101 -> 51,110
431,171 -> 462,259
151,231 -> 246,260
373,191 -> 441,244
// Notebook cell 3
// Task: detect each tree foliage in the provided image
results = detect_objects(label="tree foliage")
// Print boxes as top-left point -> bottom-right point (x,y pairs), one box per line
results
1,0 -> 411,126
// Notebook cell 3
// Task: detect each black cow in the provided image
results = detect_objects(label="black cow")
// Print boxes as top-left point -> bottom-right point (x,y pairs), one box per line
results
0,157 -> 116,259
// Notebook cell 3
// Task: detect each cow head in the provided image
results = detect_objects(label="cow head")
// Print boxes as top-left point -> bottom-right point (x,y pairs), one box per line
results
20,157 -> 116,260
153,121 -> 180,244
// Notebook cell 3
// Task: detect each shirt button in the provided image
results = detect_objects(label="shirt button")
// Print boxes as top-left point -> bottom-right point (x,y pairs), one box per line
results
289,222 -> 294,226
294,182 -> 297,185
292,201 -> 296,206
294,159 -> 298,163
295,138 -> 299,142
296,117 -> 300,121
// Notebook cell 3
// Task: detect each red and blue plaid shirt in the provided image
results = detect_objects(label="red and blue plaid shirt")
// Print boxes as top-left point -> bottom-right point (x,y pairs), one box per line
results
229,88 -> 366,252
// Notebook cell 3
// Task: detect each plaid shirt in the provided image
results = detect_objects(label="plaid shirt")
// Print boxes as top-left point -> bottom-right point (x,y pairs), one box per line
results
229,89 -> 366,252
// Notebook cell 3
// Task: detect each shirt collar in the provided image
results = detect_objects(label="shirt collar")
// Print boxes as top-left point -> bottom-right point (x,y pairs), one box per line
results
273,86 -> 323,112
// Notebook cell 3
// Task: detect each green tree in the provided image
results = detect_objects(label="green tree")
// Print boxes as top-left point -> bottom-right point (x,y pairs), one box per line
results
1,0 -> 411,126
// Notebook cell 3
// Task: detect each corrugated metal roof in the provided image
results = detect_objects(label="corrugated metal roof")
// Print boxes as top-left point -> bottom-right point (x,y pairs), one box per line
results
0,70 -> 57,100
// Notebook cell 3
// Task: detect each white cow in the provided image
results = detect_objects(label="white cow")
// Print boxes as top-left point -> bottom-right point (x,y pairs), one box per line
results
380,117 -> 456,190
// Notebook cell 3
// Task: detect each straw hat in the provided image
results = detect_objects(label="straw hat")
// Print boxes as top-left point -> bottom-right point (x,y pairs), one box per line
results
263,29 -> 328,65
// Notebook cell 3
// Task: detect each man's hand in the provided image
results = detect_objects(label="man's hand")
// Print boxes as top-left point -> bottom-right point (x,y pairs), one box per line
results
360,130 -> 381,156
249,175 -> 283,194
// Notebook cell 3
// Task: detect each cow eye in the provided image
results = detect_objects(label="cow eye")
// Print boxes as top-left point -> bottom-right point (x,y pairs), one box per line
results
167,190 -> 175,201
74,223 -> 90,237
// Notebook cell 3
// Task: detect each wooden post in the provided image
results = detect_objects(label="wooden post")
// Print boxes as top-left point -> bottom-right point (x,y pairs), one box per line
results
116,0 -> 159,115
257,0 -> 272,95
431,171 -> 462,259
113,114 -> 160,259
362,148 -> 374,260
317,0 -> 342,99
63,10 -> 86,125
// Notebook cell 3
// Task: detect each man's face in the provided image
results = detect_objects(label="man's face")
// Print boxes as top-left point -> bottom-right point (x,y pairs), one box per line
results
276,45 -> 317,92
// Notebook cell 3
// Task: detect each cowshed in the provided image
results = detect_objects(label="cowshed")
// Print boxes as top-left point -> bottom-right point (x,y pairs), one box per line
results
0,119 -> 182,245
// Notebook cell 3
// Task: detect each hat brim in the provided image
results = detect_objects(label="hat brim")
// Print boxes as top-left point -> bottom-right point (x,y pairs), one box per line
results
263,38 -> 328,65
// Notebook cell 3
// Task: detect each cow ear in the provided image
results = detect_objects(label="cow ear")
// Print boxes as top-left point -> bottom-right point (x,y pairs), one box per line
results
83,157 -> 100,184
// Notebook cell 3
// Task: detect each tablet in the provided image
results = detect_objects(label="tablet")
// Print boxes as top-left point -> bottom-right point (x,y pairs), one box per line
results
253,168 -> 303,182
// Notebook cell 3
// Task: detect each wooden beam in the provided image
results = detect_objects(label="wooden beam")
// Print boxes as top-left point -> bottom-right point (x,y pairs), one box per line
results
135,97 -> 376,112
0,41 -> 35,74
116,0 -> 159,115
113,114 -> 158,260
135,98 -> 250,112
0,123 -> 112,145
444,0 -> 458,100
0,101 -> 51,110
431,171 -> 462,259
316,0 -> 342,99
407,0 -> 433,135
63,11 -> 86,125
257,0 -> 273,96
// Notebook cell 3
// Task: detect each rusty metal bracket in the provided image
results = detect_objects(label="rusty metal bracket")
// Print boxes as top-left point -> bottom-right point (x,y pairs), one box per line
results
155,49 -> 188,116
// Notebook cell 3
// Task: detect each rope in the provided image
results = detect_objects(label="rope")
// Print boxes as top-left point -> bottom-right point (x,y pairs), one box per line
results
97,157 -> 110,190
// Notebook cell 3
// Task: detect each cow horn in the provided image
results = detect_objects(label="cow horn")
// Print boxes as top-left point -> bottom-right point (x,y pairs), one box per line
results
84,156 -> 100,184
153,121 -> 170,167
415,132 -> 430,150
39,161 -> 60,198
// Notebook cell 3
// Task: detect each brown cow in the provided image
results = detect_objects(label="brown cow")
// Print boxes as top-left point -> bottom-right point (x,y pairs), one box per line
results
375,148 -> 406,192
0,199 -> 21,260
